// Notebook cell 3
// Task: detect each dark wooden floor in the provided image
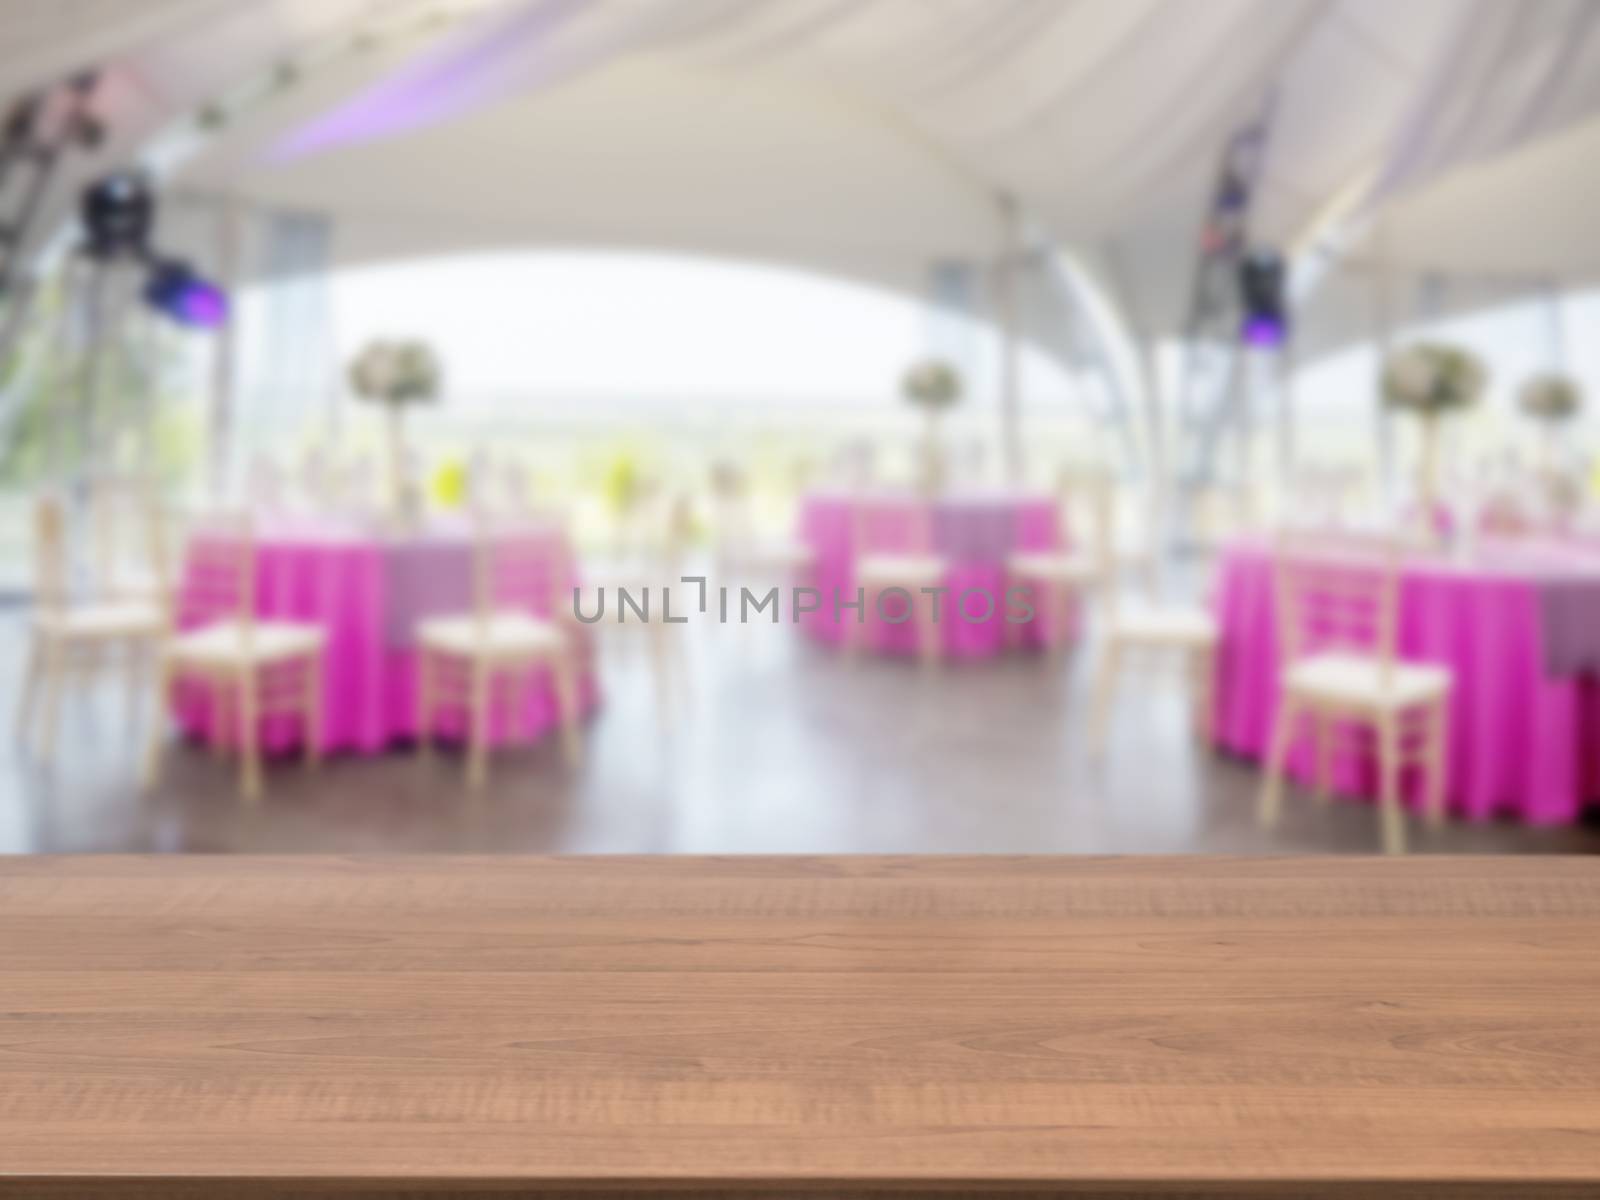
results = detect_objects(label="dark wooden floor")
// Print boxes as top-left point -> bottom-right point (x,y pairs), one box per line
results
4,611 -> 1598,855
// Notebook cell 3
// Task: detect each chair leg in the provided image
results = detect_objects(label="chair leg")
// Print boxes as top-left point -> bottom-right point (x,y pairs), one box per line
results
1191,645 -> 1216,744
1314,711 -> 1333,803
211,676 -> 230,761
37,640 -> 65,762
142,653 -> 173,790
1043,585 -> 1068,659
466,659 -> 491,789
125,639 -> 147,731
846,587 -> 868,663
15,634 -> 41,742
1088,638 -> 1121,756
647,623 -> 674,729
417,648 -> 433,763
303,654 -> 322,771
238,671 -> 262,803
1257,697 -> 1298,830
552,654 -> 582,767
917,589 -> 940,673
1425,698 -> 1449,829
1377,712 -> 1406,854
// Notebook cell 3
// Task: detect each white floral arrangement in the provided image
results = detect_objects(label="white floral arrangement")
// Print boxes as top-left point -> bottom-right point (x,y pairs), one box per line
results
1381,343 -> 1486,416
1518,373 -> 1583,422
348,339 -> 441,407
901,359 -> 963,412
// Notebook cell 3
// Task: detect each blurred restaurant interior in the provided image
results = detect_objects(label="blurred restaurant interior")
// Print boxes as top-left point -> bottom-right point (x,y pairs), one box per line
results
4,0 -> 1600,856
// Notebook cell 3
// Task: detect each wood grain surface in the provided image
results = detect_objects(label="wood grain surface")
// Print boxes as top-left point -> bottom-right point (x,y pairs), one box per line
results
3,856 -> 1600,1198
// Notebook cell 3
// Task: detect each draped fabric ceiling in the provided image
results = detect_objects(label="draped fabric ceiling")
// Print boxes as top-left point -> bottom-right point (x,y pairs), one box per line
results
6,0 -> 1600,345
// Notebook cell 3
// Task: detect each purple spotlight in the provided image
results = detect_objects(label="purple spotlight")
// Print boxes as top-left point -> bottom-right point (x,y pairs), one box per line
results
1241,312 -> 1286,349
143,259 -> 228,328
172,279 -> 228,327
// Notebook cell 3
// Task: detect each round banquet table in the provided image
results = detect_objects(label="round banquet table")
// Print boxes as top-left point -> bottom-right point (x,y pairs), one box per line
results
1212,538 -> 1600,825
797,490 -> 1069,659
173,521 -> 598,755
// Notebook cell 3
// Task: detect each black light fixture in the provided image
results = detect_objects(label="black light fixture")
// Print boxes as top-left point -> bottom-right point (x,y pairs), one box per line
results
1237,248 -> 1288,349
76,169 -> 228,328
143,257 -> 228,328
80,170 -> 155,261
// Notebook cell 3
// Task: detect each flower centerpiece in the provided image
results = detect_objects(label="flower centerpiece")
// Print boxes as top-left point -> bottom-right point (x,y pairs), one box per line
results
1381,342 -> 1486,512
1519,373 -> 1583,423
1519,373 -> 1585,517
901,358 -> 962,495
348,339 -> 441,527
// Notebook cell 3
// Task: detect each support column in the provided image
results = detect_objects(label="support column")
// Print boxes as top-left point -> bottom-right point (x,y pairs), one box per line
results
207,197 -> 243,502
995,193 -> 1022,484
1370,253 -> 1397,509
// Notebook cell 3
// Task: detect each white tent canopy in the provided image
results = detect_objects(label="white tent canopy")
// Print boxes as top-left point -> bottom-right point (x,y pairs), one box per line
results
6,0 -> 1600,346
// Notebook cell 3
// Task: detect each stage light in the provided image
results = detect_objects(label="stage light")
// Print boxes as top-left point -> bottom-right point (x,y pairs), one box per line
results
81,170 -> 154,260
1241,312 -> 1287,348
143,259 -> 228,328
1237,249 -> 1288,349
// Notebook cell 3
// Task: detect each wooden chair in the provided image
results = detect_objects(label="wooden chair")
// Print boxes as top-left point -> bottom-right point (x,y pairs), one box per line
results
243,454 -> 289,518
709,460 -> 814,582
848,497 -> 947,669
418,517 -> 584,788
17,493 -> 167,760
577,487 -> 695,722
1087,492 -> 1219,755
89,475 -> 170,607
144,513 -> 325,801
1006,468 -> 1113,654
1257,531 -> 1452,854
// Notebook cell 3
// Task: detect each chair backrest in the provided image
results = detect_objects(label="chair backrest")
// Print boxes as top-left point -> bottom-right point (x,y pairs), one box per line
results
244,454 -> 287,517
470,513 -> 575,627
1272,528 -> 1405,678
299,448 -> 334,508
183,510 -> 258,638
709,461 -> 756,556
851,496 -> 934,560
1056,468 -> 1144,621
1057,467 -> 1114,570
89,474 -> 172,605
658,491 -> 695,578
32,493 -> 69,616
340,455 -> 378,516
1191,481 -> 1259,548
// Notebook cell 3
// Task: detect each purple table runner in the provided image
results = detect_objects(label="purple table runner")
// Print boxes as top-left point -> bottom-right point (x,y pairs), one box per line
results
383,536 -> 475,648
1538,572 -> 1600,678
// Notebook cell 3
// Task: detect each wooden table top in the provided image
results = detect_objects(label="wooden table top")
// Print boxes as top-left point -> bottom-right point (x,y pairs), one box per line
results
4,856 -> 1600,1198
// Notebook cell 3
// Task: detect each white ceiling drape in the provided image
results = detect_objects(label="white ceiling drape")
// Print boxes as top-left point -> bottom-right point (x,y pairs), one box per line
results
6,0 -> 1600,339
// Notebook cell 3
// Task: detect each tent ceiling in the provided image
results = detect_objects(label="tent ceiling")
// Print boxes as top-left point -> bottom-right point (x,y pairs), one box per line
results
1361,111 -> 1600,282
6,0 -> 1600,338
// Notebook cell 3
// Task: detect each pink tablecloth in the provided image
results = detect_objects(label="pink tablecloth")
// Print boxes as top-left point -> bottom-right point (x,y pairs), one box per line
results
798,491 -> 1068,659
174,530 -> 597,755
1212,541 -> 1600,825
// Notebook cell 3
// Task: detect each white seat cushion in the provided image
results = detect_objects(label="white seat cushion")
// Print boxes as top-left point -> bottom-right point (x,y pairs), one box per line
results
857,553 -> 945,586
1007,551 -> 1100,583
728,539 -> 815,570
1285,652 -> 1451,710
36,601 -> 164,640
418,611 -> 567,659
169,619 -> 324,667
107,571 -> 166,603
1111,605 -> 1218,646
